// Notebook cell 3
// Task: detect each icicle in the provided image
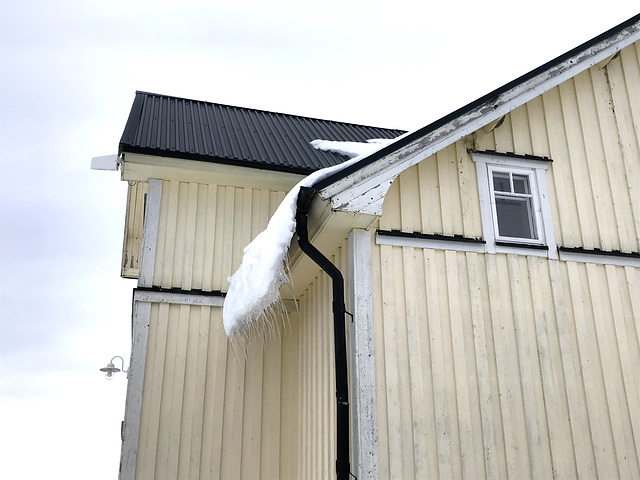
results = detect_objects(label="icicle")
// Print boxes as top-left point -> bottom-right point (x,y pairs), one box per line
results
223,137 -> 397,343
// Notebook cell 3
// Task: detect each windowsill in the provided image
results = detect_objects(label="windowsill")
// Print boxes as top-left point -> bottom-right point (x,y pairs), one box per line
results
495,241 -> 548,250
495,243 -> 552,258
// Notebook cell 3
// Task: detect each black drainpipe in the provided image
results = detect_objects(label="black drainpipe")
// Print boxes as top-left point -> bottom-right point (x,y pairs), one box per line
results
296,185 -> 350,480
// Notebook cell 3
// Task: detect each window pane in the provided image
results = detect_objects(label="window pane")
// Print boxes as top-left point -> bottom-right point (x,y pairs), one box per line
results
512,174 -> 530,194
495,196 -> 536,239
492,172 -> 510,192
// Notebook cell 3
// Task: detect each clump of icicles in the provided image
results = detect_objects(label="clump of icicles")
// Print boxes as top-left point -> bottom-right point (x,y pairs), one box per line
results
223,138 -> 396,349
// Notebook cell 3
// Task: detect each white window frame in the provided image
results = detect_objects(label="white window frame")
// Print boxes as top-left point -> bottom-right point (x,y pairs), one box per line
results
472,152 -> 557,259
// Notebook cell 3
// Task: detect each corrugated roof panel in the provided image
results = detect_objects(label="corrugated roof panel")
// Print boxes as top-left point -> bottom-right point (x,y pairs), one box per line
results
119,91 -> 406,174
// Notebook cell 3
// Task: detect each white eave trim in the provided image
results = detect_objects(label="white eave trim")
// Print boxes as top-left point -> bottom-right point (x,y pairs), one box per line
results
318,19 -> 640,215
376,231 -> 486,253
133,289 -> 225,307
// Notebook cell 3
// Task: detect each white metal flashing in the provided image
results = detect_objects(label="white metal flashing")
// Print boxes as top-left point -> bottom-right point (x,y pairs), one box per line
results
558,250 -> 640,267
376,232 -> 486,253
318,20 -> 640,215
375,231 -> 640,267
348,229 -> 379,479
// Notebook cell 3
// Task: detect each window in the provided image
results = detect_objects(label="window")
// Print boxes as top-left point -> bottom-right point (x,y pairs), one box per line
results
472,151 -> 557,258
489,167 -> 541,242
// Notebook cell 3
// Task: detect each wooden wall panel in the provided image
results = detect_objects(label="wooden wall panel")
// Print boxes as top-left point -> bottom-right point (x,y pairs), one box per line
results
382,41 -> 640,254
295,241 -> 363,479
371,245 -> 640,479
151,182 -> 285,292
122,181 -> 148,278
380,140 -> 483,241
136,305 -> 299,480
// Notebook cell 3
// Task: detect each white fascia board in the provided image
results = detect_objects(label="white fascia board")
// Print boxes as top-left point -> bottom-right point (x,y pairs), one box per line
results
121,152 -> 304,192
319,21 -> 640,215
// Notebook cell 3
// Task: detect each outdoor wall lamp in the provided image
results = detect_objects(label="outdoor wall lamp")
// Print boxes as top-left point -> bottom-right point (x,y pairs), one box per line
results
100,355 -> 128,380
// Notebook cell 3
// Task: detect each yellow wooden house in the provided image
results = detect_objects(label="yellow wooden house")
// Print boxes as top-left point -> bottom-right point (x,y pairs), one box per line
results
109,14 -> 640,480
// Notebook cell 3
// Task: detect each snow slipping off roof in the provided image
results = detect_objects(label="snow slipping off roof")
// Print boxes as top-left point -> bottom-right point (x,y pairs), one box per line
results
223,138 -> 395,340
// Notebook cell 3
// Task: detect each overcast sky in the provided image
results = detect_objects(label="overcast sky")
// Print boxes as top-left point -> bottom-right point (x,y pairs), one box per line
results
1,1 -> 637,478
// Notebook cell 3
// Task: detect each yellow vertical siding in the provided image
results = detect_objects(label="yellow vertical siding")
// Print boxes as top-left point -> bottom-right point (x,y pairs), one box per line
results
296,242 -> 357,479
372,42 -> 640,479
298,268 -> 336,479
137,304 -> 299,479
383,41 -> 640,254
128,41 -> 640,480
371,246 -> 640,479
122,181 -> 148,278
135,179 -> 299,479
151,181 -> 286,291
381,141 -> 483,240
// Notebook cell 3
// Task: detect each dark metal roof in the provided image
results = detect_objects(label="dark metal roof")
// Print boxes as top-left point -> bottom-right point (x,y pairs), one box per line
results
119,91 -> 406,175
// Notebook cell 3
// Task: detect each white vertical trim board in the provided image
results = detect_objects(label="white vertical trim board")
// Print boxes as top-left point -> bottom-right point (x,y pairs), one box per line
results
138,178 -> 162,288
119,300 -> 151,480
348,229 -> 379,479
119,178 -> 162,480
474,157 -> 497,254
534,168 -> 558,259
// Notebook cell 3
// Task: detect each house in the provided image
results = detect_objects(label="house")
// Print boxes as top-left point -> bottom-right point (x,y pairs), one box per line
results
109,14 -> 640,480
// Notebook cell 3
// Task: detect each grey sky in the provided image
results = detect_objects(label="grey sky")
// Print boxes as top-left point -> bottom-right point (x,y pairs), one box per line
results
1,1 -> 637,478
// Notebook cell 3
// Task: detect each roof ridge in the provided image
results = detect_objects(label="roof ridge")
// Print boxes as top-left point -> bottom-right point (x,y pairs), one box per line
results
133,90 -> 406,133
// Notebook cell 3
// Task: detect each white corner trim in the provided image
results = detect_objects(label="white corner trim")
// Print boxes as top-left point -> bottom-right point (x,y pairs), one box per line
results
558,250 -> 640,267
376,232 -> 486,253
319,21 -> 640,214
348,229 -> 379,479
138,179 -> 162,288
119,178 -> 162,480
119,300 -> 150,480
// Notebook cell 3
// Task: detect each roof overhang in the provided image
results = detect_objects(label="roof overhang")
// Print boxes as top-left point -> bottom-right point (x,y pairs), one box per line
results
121,152 -> 305,192
287,193 -> 377,298
314,14 -> 640,215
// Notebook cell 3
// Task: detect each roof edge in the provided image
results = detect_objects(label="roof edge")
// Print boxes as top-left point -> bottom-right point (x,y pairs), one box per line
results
119,93 -> 145,151
124,90 -> 408,135
314,14 -> 640,198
